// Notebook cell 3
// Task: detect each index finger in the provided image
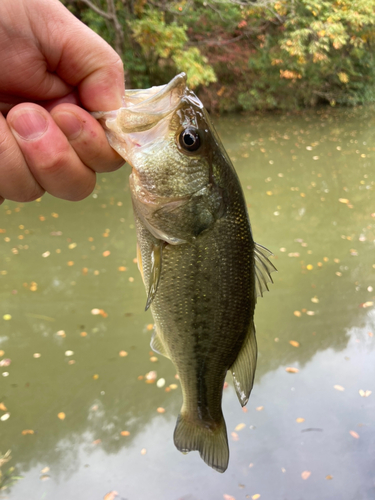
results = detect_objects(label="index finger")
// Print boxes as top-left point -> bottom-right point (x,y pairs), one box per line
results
27,0 -> 125,111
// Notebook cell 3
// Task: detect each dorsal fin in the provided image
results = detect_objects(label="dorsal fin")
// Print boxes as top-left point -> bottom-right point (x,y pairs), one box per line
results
254,243 -> 277,297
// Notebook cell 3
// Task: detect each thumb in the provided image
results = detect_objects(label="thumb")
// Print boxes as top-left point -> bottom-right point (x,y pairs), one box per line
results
31,0 -> 125,111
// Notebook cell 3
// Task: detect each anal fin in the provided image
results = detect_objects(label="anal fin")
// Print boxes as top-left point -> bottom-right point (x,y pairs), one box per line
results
145,241 -> 164,311
230,320 -> 257,407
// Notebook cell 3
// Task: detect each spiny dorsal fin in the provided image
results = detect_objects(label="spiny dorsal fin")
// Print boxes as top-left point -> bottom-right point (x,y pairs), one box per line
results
230,320 -> 257,407
254,242 -> 277,298
145,241 -> 164,311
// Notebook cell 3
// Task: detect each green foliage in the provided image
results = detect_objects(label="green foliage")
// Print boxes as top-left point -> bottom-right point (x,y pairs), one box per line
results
130,10 -> 216,88
61,0 -> 375,111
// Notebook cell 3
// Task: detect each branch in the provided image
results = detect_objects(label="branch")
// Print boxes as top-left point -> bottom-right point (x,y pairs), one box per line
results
79,0 -> 113,20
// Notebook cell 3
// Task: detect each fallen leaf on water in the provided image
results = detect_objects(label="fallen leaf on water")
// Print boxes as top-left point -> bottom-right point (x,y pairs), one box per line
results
252,495 -> 261,500
57,412 -> 66,420
119,351 -> 128,357
2,314 -> 11,321
65,350 -> 74,357
349,430 -> 359,439
360,301 -> 373,308
301,471 -> 311,480
223,495 -> 235,500
146,324 -> 154,331
141,448 -> 147,455
1,413 -> 10,421
120,431 -> 130,437
293,311 -> 301,317
41,467 -> 50,474
157,407 -> 165,413
235,423 -> 246,431
256,406 -> 264,411
285,367 -> 299,373
91,308 -> 101,315
40,474 -> 50,481
145,371 -> 157,383
231,432 -> 239,441
150,356 -> 158,362
156,378 -> 165,388
311,297 -> 319,303
326,475 -> 333,480
92,439 -> 101,445
0,358 -> 11,366
0,403 -> 7,411
0,350 -> 4,356
359,390 -> 372,397
339,198 -> 349,204
289,340 -> 299,347
56,330 -> 66,337
334,385 -> 345,391
93,374 -> 99,380
104,491 -> 118,500
296,418 -> 305,423
103,251 -> 111,257
21,429 -> 34,435
169,384 -> 178,390
33,353 -> 41,358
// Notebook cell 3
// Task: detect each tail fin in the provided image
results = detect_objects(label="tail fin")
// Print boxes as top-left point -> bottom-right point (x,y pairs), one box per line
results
173,412 -> 229,473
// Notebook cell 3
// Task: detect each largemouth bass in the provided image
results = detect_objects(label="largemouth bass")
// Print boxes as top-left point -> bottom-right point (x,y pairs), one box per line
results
94,73 -> 275,473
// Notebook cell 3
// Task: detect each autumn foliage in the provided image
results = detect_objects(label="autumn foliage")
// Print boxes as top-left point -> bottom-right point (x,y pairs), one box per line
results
62,0 -> 375,112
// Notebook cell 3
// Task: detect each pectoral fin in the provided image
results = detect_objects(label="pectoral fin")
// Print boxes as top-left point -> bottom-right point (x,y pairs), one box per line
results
150,326 -> 170,359
230,320 -> 257,407
254,243 -> 277,297
145,241 -> 164,311
137,243 -> 145,284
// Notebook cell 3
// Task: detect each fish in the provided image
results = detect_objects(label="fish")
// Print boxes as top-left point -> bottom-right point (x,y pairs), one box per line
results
93,73 -> 276,473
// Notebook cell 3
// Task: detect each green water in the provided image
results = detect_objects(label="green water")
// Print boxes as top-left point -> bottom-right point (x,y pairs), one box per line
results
1,107 -> 374,500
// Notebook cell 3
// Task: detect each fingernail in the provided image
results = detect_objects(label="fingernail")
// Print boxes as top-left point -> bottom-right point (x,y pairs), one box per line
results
54,112 -> 82,140
11,111 -> 48,140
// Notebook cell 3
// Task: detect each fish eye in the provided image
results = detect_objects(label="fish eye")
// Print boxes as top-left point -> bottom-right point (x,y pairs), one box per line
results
179,128 -> 201,152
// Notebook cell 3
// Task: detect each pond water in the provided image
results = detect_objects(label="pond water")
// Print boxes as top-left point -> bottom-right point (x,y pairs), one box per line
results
1,107 -> 374,500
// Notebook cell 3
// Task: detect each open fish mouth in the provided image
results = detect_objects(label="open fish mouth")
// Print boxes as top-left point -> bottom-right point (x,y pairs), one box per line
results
92,72 -> 203,167
93,72 -> 191,134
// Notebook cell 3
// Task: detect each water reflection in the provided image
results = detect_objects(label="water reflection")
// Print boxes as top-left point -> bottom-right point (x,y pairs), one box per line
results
1,106 -> 374,499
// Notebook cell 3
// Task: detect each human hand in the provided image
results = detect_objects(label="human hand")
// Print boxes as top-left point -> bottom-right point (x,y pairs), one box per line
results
0,0 -> 125,206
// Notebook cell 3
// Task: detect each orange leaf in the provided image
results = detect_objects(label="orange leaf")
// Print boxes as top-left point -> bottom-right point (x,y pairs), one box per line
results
301,471 -> 311,480
286,367 -> 299,373
57,412 -> 66,420
21,429 -> 34,435
349,430 -> 359,439
120,431 -> 130,437
104,492 -> 118,500
289,340 -> 300,347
